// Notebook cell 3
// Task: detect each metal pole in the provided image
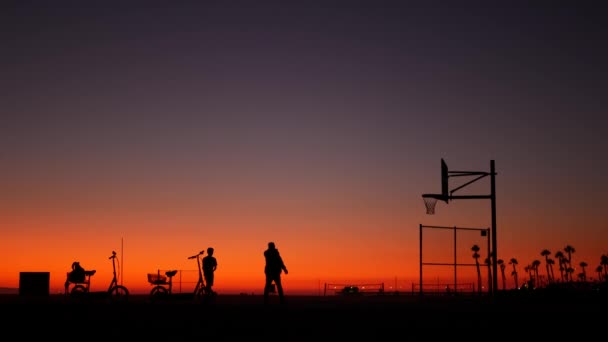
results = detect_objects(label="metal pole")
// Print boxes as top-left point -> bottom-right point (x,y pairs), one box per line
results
419,224 -> 423,295
490,160 -> 498,295
121,237 -> 124,286
454,226 -> 457,293
486,228 -> 491,294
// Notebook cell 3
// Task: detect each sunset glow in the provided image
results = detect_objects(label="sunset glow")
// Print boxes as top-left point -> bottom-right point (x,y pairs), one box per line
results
2,2 -> 606,297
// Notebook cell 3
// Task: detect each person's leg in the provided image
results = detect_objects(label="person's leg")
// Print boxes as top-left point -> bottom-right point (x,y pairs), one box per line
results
275,276 -> 284,303
205,273 -> 214,293
264,276 -> 273,303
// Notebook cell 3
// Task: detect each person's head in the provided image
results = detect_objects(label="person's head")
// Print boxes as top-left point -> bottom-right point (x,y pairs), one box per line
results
268,242 -> 276,249
207,247 -> 214,255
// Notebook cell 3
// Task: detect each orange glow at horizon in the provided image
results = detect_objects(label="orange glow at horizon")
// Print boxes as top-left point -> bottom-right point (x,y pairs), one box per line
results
4,206 -> 607,296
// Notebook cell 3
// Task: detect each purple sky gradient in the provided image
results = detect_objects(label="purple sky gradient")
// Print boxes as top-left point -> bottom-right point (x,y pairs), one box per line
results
2,1 -> 607,292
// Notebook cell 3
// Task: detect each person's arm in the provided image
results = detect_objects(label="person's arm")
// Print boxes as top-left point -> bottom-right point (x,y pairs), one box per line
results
280,256 -> 288,274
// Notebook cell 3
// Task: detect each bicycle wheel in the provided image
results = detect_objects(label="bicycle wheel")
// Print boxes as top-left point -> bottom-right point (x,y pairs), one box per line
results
70,285 -> 87,298
150,286 -> 168,301
109,285 -> 129,302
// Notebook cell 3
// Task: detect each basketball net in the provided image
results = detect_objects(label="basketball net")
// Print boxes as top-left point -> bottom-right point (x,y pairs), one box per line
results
423,195 -> 438,215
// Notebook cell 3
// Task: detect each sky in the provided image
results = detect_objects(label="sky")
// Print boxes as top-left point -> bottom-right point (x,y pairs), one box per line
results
2,1 -> 607,295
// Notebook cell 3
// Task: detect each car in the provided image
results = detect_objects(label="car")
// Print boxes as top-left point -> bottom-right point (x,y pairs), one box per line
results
340,285 -> 360,295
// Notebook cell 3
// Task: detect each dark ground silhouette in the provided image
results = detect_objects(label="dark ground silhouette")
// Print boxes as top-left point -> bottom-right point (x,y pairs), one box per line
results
2,291 -> 605,339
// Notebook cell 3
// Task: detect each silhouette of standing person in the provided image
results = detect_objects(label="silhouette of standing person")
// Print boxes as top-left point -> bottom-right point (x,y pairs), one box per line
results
202,247 -> 217,294
264,241 -> 288,304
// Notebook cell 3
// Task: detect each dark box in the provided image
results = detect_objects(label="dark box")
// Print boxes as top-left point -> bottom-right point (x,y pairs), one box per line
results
19,272 -> 50,296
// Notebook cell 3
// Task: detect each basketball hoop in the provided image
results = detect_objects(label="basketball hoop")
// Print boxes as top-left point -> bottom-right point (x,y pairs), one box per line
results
422,194 -> 446,215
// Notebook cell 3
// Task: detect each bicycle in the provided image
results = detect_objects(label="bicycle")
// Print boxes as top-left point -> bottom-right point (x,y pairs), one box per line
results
65,251 -> 128,301
148,269 -> 178,301
107,250 -> 129,301
188,250 -> 214,302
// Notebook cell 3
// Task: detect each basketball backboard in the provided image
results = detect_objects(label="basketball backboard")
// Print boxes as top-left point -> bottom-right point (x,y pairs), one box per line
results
441,158 -> 449,199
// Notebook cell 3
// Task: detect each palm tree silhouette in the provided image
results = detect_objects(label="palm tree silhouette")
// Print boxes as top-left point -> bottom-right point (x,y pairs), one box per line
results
566,266 -> 575,282
596,265 -> 603,282
547,258 -> 556,284
564,245 -> 576,281
523,264 -> 531,288
555,251 -> 566,282
600,254 -> 608,281
509,258 -> 519,289
497,259 -> 506,291
471,244 -> 482,294
532,260 -> 541,288
541,249 -> 553,283
578,261 -> 588,282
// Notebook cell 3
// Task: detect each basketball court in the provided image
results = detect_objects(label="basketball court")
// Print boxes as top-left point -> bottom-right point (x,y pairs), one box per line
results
419,159 -> 498,294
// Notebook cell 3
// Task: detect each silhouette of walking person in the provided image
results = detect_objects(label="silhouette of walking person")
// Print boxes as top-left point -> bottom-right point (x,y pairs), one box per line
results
202,247 -> 217,294
264,241 -> 288,304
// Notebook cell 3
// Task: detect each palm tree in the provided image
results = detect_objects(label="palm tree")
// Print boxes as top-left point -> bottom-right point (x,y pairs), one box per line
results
555,251 -> 566,282
541,249 -> 553,283
532,260 -> 541,288
497,259 -> 506,291
596,265 -> 603,282
578,261 -> 588,282
471,245 -> 482,294
524,265 -> 531,288
566,266 -> 575,282
564,245 -> 576,281
509,258 -> 519,289
601,254 -> 608,281
547,258 -> 556,284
